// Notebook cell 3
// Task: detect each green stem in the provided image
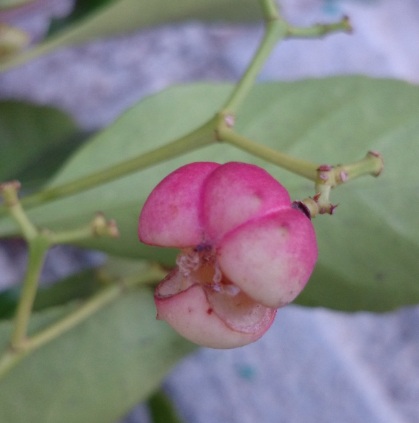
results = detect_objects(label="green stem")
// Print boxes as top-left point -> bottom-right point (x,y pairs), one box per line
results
47,226 -> 96,245
0,119 -> 215,215
222,16 -> 287,113
287,16 -> 352,38
259,0 -> 281,21
48,212 -> 119,244
222,1 -> 350,114
0,350 -> 17,380
0,181 -> 37,240
336,151 -> 384,183
6,197 -> 37,240
10,235 -> 49,350
220,127 -> 318,180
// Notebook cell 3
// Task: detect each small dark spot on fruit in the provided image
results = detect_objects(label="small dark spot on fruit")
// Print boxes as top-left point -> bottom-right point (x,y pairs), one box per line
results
207,308 -> 213,315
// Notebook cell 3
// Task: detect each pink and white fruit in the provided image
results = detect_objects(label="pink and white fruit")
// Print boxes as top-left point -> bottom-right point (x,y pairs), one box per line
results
138,162 -> 317,348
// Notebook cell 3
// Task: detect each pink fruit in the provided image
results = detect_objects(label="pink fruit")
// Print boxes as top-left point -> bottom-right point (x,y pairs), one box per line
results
138,162 -> 317,348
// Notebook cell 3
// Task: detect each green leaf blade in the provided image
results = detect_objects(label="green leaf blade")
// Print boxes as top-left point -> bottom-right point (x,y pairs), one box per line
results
0,101 -> 78,188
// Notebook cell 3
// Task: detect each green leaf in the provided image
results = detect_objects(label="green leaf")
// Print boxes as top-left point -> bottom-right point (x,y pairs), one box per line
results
0,287 -> 18,320
0,77 -> 418,311
0,101 -> 78,188
13,131 -> 91,190
0,287 -> 194,423
0,0 -> 261,71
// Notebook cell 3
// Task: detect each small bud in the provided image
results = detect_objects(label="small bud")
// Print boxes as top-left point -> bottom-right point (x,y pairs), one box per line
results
107,219 -> 120,238
92,212 -> 119,238
0,24 -> 29,59
224,114 -> 235,128
0,180 -> 21,207
339,171 -> 348,182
